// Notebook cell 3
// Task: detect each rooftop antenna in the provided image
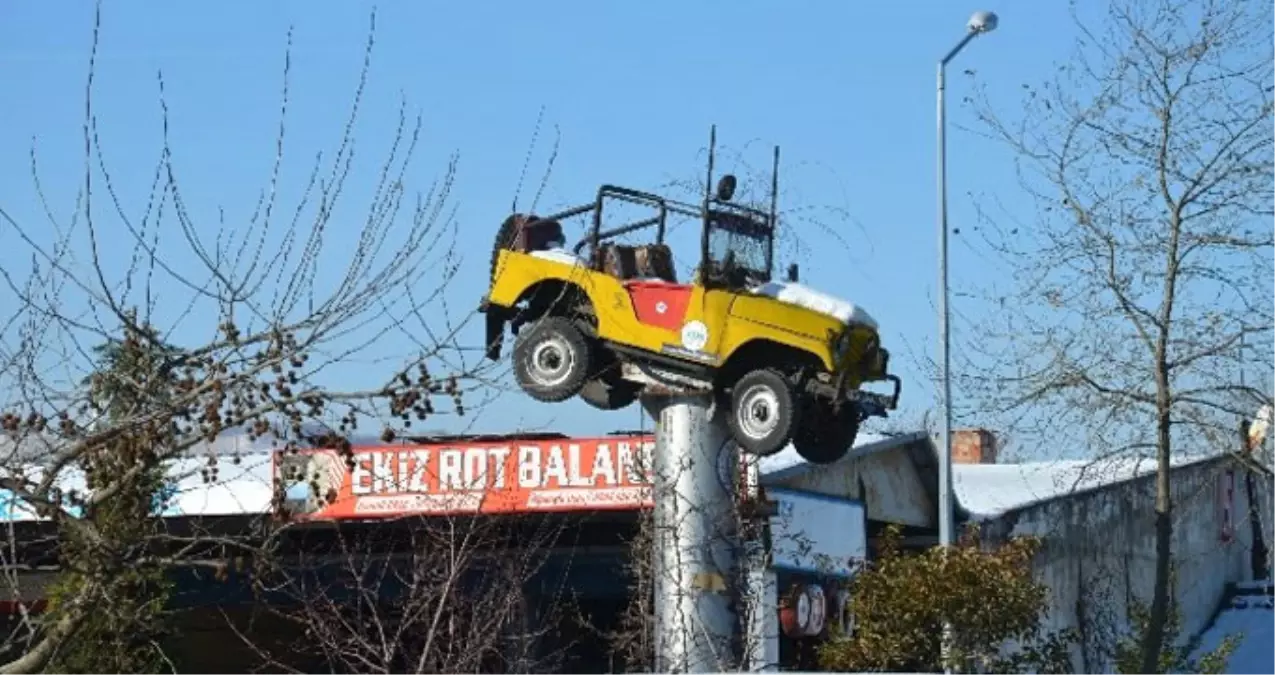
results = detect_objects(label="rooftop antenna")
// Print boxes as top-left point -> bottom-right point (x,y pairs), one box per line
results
769,145 -> 780,223
768,145 -> 779,276
701,125 -> 717,278
705,125 -> 717,207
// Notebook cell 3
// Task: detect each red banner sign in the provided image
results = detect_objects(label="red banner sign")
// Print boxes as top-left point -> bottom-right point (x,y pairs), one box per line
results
275,436 -> 656,520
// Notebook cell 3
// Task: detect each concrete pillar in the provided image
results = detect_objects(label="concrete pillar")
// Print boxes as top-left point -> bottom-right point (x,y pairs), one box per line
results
644,392 -> 739,673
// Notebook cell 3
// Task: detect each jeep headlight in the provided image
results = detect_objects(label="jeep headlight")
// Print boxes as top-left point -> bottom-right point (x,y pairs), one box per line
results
860,334 -> 880,371
833,330 -> 853,365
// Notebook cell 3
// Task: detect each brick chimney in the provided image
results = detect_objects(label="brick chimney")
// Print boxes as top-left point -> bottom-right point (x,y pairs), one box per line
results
953,428 -> 998,464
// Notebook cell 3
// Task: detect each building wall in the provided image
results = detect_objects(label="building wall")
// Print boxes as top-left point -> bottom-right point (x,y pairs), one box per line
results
981,458 -> 1266,673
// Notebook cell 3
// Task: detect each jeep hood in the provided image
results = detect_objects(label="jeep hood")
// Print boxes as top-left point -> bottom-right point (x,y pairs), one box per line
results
747,281 -> 878,330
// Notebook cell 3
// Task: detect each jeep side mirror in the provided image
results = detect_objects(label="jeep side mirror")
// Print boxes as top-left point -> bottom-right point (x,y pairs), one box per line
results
716,174 -> 737,202
787,263 -> 799,282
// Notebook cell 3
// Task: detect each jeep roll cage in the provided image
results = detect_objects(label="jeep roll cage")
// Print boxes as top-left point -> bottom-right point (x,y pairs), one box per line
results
528,126 -> 780,287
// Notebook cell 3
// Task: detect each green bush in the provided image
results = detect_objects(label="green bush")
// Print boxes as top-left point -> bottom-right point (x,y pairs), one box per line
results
817,524 -> 1076,673
43,325 -> 180,673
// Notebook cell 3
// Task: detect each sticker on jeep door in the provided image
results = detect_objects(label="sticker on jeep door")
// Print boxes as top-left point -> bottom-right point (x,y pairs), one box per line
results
680,321 -> 709,351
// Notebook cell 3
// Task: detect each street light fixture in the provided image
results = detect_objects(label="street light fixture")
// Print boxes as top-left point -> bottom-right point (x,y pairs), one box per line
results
968,10 -> 998,34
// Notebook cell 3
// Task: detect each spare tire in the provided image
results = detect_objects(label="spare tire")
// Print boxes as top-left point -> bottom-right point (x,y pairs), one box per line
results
491,214 -> 536,282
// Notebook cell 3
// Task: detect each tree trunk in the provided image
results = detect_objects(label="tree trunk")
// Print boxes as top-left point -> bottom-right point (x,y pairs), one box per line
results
1140,385 -> 1174,672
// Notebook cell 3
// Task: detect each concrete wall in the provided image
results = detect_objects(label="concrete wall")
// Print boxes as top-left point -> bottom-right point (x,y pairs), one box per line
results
981,457 -> 1267,673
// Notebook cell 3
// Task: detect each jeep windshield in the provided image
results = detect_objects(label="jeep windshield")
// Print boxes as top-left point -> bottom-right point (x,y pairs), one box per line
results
706,210 -> 772,285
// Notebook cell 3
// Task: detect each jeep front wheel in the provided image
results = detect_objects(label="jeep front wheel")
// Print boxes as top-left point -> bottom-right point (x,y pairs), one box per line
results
512,317 -> 592,402
728,369 -> 798,457
792,399 -> 859,464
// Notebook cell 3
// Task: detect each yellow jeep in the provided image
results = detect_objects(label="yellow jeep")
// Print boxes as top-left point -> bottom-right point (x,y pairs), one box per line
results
479,136 -> 900,463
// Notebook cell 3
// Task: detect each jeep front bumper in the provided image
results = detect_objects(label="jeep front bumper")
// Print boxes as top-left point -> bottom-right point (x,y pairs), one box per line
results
846,375 -> 902,417
808,373 -> 901,419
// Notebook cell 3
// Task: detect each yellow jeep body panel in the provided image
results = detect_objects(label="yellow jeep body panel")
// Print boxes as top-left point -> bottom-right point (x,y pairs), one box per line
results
488,250 -> 881,387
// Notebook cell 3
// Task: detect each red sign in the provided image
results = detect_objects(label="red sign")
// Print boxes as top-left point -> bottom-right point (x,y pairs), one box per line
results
275,435 -> 657,520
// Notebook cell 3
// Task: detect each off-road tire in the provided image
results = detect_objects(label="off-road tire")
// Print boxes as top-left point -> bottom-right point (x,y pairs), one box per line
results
580,376 -> 640,411
579,353 -> 640,411
792,399 -> 859,464
512,317 -> 592,402
728,368 -> 799,457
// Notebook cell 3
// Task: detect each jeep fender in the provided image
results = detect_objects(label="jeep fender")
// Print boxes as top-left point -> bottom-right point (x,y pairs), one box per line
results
717,338 -> 827,390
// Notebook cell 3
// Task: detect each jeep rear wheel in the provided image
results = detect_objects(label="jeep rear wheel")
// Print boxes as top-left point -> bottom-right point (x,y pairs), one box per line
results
580,376 -> 640,411
512,317 -> 592,402
728,369 -> 798,457
580,355 -> 640,411
792,399 -> 859,464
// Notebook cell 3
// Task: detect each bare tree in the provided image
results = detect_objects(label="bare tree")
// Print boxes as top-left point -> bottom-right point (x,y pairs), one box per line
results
608,506 -> 656,673
232,513 -> 570,673
958,0 -> 1273,669
0,3 -> 490,671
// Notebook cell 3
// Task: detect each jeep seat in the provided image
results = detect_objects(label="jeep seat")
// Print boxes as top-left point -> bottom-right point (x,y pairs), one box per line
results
594,243 -> 678,283
636,243 -> 677,283
596,244 -> 639,279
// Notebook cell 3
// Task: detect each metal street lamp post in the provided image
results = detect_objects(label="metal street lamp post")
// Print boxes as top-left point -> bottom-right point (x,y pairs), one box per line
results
937,9 -> 998,551
936,13 -> 997,672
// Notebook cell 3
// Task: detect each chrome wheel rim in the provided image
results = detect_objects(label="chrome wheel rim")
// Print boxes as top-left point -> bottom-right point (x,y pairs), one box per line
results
737,385 -> 781,440
528,336 -> 573,387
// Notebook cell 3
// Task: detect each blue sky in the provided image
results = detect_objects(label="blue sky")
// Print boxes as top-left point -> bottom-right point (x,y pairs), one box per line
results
0,1 -> 1087,439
